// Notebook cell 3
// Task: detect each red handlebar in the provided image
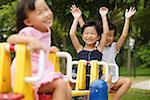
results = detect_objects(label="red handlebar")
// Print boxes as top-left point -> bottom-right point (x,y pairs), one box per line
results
10,44 -> 15,52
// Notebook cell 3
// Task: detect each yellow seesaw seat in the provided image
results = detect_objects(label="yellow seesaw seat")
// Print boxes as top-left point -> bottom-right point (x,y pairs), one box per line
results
0,43 -> 72,100
71,60 -> 109,97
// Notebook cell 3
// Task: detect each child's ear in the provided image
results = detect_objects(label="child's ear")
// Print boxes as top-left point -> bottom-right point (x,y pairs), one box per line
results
23,19 -> 32,26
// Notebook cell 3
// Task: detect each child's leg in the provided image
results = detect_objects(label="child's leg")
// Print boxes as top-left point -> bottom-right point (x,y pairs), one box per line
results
38,78 -> 68,100
101,74 -> 112,90
111,78 -> 132,100
66,82 -> 72,100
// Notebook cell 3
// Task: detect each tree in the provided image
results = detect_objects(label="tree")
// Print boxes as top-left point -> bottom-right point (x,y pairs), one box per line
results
0,1 -> 17,40
0,0 -> 149,68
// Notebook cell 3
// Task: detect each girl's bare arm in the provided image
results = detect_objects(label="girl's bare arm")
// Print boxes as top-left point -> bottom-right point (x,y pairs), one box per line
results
98,7 -> 109,52
69,5 -> 83,52
116,7 -> 136,52
7,34 -> 46,52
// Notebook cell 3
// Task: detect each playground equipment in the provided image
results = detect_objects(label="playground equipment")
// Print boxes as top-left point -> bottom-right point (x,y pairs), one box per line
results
0,43 -> 72,100
0,43 -> 46,99
0,42 -> 119,100
48,52 -> 72,81
90,79 -> 108,100
70,60 -> 109,97
0,43 -> 11,93
109,63 -> 119,83
70,60 -> 119,99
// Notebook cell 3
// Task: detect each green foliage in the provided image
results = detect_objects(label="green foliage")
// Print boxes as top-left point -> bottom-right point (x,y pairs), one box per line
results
0,1 -> 17,37
136,42 -> 150,68
51,17 -> 66,49
0,0 -> 16,6
0,0 -> 149,68
132,8 -> 150,44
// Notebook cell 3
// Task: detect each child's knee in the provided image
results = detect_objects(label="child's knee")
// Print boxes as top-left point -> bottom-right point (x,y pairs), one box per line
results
124,78 -> 132,87
55,79 -> 67,89
67,83 -> 72,92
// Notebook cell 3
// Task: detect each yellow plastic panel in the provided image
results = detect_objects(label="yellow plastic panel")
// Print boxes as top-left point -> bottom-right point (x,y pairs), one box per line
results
13,44 -> 33,100
75,60 -> 86,90
0,43 -> 11,92
48,52 -> 60,72
90,60 -> 99,84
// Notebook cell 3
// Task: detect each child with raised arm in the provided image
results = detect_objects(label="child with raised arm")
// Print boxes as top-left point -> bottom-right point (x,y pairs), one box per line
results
77,5 -> 136,100
70,5 -> 109,89
70,5 -> 108,61
7,0 -> 71,100
101,7 -> 136,100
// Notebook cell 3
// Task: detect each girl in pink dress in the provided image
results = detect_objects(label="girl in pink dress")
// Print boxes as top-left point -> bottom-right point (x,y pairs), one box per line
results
7,0 -> 71,100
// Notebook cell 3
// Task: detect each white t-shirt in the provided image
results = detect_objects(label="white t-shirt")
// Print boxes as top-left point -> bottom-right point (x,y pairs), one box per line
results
102,42 -> 118,63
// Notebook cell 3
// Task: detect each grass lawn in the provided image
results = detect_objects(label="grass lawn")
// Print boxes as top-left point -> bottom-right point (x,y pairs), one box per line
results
122,89 -> 150,100
121,76 -> 150,100
120,66 -> 150,76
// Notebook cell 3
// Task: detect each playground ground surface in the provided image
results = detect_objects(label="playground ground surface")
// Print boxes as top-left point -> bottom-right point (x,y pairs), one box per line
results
122,76 -> 150,100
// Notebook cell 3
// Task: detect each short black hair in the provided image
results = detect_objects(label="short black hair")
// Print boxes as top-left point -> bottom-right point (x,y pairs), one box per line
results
16,0 -> 36,32
81,20 -> 103,36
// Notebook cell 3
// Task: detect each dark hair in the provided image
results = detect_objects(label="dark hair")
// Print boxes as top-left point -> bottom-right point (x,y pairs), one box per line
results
81,20 -> 103,36
16,0 -> 36,32
108,22 -> 117,37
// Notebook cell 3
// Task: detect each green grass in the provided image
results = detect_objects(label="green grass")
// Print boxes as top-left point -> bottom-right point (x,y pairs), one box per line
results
122,89 -> 150,100
121,76 -> 150,100
120,67 -> 150,76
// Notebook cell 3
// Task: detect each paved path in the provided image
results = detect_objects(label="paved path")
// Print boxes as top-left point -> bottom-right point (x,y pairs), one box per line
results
131,80 -> 150,90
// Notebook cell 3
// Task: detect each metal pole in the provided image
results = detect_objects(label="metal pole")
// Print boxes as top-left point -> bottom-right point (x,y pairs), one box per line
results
127,47 -> 131,76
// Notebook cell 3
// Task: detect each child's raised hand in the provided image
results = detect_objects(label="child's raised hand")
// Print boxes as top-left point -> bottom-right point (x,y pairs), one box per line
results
70,5 -> 82,18
99,7 -> 108,16
125,7 -> 136,19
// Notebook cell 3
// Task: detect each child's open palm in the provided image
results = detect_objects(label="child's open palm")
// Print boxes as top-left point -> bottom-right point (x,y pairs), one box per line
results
99,7 -> 108,16
125,7 -> 136,19
70,5 -> 82,18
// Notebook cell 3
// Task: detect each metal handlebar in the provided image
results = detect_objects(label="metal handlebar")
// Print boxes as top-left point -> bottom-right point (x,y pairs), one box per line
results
70,61 -> 82,83
108,63 -> 119,83
97,61 -> 109,82
56,52 -> 72,81
25,50 -> 45,83
70,61 -> 109,83
4,43 -> 46,83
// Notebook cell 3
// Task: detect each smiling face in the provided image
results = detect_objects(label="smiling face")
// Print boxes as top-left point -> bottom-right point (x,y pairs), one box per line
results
24,0 -> 53,32
105,30 -> 115,46
82,26 -> 100,46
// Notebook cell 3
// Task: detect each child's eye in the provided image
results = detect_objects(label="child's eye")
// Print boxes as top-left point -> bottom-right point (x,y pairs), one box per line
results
88,32 -> 94,35
46,8 -> 49,11
84,32 -> 88,35
36,11 -> 42,15
44,7 -> 50,11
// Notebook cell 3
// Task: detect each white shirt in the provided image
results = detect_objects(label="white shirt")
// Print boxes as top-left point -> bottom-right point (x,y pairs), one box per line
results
102,42 -> 117,63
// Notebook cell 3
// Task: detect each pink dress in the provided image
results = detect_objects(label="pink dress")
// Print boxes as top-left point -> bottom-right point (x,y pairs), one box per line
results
11,27 -> 63,99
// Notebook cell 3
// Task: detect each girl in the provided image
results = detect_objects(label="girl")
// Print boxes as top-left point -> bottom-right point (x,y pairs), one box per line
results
7,0 -> 71,100
70,5 -> 108,62
70,5 -> 109,89
102,7 -> 136,100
